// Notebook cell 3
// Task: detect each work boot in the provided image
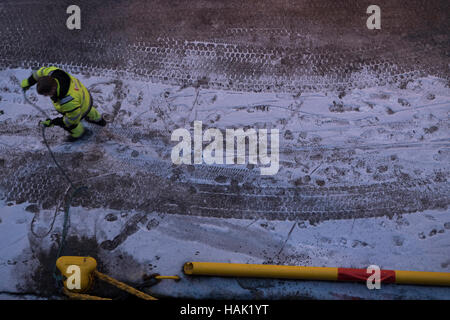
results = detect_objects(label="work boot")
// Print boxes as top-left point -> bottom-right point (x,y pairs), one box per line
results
65,128 -> 92,142
86,116 -> 107,127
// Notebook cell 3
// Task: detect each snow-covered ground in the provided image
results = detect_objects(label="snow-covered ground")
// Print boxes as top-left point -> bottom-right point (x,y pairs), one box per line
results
0,68 -> 449,299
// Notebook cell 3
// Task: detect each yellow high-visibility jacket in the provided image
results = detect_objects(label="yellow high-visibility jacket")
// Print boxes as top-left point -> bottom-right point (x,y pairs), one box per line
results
27,66 -> 91,128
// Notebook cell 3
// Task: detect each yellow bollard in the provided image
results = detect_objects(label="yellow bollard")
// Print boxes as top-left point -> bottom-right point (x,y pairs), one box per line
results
56,256 -> 162,300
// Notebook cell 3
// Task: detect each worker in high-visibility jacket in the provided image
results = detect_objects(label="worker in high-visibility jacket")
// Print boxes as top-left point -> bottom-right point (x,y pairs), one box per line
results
20,66 -> 106,141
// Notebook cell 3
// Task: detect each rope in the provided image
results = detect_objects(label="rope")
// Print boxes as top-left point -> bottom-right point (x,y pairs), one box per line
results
60,269 -> 182,300
30,185 -> 71,239
62,271 -> 169,300
63,288 -> 112,301
41,124 -> 88,288
41,119 -> 88,289
23,90 -> 88,289
94,271 -> 158,300
22,91 -> 50,118
52,184 -> 88,287
154,275 -> 181,281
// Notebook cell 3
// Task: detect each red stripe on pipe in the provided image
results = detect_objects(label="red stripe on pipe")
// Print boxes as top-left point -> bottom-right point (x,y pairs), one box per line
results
337,268 -> 396,283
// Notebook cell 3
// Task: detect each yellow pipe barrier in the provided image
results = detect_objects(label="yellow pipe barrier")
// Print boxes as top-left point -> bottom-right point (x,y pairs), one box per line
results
184,262 -> 338,281
395,270 -> 450,286
184,262 -> 450,287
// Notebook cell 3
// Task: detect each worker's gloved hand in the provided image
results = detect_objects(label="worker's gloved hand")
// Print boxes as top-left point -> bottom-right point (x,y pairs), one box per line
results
21,79 -> 30,92
39,117 -> 64,128
39,119 -> 53,127
50,117 -> 64,128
